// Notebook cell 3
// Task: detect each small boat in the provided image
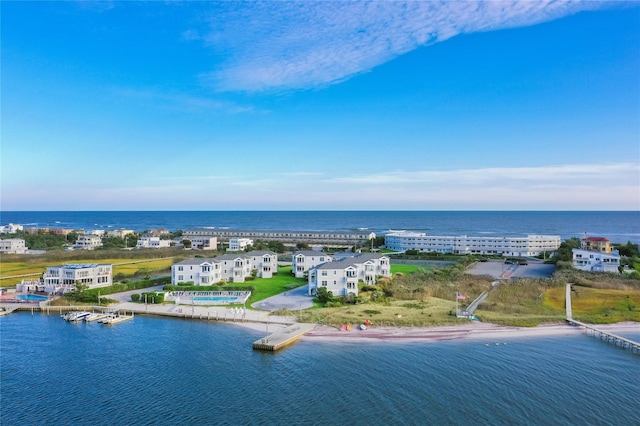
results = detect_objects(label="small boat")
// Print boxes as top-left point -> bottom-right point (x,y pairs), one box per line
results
359,324 -> 367,330
84,312 -> 108,322
62,311 -> 90,322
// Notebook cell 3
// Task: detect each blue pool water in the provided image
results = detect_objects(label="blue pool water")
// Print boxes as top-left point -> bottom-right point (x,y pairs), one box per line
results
16,294 -> 48,301
192,296 -> 239,302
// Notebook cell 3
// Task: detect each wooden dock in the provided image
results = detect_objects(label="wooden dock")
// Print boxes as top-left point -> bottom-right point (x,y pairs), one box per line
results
253,323 -> 317,351
566,284 -> 639,354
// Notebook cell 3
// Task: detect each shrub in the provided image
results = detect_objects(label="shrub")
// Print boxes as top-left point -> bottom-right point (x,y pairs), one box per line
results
131,293 -> 140,302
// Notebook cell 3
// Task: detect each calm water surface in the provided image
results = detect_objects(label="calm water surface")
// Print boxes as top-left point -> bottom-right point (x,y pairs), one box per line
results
2,313 -> 638,425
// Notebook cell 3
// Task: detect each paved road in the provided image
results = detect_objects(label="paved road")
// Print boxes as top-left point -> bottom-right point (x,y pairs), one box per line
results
252,284 -> 314,311
466,259 -> 555,279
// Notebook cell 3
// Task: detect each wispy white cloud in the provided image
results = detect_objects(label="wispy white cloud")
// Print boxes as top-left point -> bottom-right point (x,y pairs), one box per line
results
195,0 -> 608,93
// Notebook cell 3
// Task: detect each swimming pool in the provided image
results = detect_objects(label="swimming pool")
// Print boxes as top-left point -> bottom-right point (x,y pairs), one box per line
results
193,297 -> 239,302
17,294 -> 49,301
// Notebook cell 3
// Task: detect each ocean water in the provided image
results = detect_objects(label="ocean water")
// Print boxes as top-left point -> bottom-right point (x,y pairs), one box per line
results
1,313 -> 638,425
1,210 -> 639,243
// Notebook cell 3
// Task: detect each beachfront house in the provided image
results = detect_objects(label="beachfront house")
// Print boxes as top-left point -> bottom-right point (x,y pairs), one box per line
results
581,236 -> 613,253
0,238 -> 28,254
188,236 -> 217,250
307,253 -> 391,297
19,263 -> 113,294
0,223 -> 23,234
292,250 -> 333,278
228,237 -> 253,251
245,250 -> 278,278
136,236 -> 171,249
572,248 -> 620,273
74,234 -> 103,250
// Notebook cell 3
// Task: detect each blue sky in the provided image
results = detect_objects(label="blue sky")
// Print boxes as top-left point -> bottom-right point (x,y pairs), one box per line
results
2,1 -> 639,211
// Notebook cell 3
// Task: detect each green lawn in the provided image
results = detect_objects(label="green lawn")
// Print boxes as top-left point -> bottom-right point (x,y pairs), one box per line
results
245,266 -> 307,305
390,264 -> 424,274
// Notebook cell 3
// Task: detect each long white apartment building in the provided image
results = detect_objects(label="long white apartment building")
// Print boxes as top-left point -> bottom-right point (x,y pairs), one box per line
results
185,229 -> 375,247
19,263 -> 113,294
292,251 -> 333,278
308,253 -> 391,297
384,231 -> 560,257
172,251 -> 279,285
0,238 -> 28,254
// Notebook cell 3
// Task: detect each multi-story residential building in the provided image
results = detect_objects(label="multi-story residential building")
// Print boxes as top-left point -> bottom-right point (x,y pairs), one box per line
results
292,250 -> 333,278
74,234 -> 103,250
572,248 -> 620,273
106,229 -> 135,239
136,236 -> 171,249
0,223 -> 23,233
308,253 -> 391,297
172,258 -> 222,286
0,238 -> 27,254
172,251 -> 280,285
228,237 -> 253,251
185,229 -> 375,248
19,263 -> 113,294
189,236 -> 217,250
384,232 -> 560,257
86,230 -> 106,236
581,236 -> 612,253
245,250 -> 278,278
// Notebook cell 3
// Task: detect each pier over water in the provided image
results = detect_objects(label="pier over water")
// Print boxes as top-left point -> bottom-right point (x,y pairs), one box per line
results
566,284 -> 640,354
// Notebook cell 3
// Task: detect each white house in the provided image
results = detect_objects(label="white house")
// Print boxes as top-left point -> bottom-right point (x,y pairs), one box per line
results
228,237 -> 253,251
246,250 -> 278,278
136,236 -> 171,249
292,251 -> 333,278
0,223 -> 23,234
172,258 -> 222,286
0,238 -> 27,254
189,236 -> 217,250
308,253 -> 391,297
384,232 -> 560,257
572,248 -> 620,273
106,229 -> 135,239
19,263 -> 113,294
74,234 -> 102,250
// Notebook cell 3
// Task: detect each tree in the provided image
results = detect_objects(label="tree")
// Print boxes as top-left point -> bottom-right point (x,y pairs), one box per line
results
296,242 -> 310,250
316,287 -> 334,304
182,239 -> 192,249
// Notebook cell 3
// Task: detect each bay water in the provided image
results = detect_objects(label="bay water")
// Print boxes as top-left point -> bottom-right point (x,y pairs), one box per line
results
1,313 -> 638,425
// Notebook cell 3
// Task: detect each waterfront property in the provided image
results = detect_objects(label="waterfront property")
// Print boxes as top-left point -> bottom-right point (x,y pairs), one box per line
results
572,248 -> 620,273
171,251 -> 279,285
228,237 -> 253,251
188,236 -> 217,250
292,250 -> 333,278
135,236 -> 171,249
307,253 -> 391,297
0,223 -> 23,234
17,263 -> 113,294
74,234 -> 103,250
184,228 -> 376,248
0,238 -> 28,254
384,231 -> 560,256
581,236 -> 613,253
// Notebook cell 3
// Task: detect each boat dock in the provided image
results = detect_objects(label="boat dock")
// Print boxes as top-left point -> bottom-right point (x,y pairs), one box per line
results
252,323 -> 316,351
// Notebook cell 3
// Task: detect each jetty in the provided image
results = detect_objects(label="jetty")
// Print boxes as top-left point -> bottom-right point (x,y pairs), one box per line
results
252,323 -> 316,351
566,284 -> 640,354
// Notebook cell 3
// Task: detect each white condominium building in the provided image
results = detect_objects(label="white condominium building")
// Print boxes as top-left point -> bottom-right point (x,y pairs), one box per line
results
74,234 -> 103,250
308,253 -> 391,297
228,238 -> 253,251
384,232 -> 560,257
292,251 -> 333,278
172,251 -> 279,285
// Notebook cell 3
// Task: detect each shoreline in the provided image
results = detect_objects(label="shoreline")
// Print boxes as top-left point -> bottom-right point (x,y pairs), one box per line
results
299,321 -> 640,344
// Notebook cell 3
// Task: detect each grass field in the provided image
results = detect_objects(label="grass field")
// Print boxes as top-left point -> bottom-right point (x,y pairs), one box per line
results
545,285 -> 640,323
298,297 -> 470,327
390,264 -> 424,274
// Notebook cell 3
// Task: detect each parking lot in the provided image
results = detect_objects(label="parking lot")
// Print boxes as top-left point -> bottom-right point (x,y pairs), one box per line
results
466,259 -> 556,279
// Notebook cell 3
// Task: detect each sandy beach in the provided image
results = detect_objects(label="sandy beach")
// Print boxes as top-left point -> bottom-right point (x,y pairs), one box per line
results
300,321 -> 640,344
